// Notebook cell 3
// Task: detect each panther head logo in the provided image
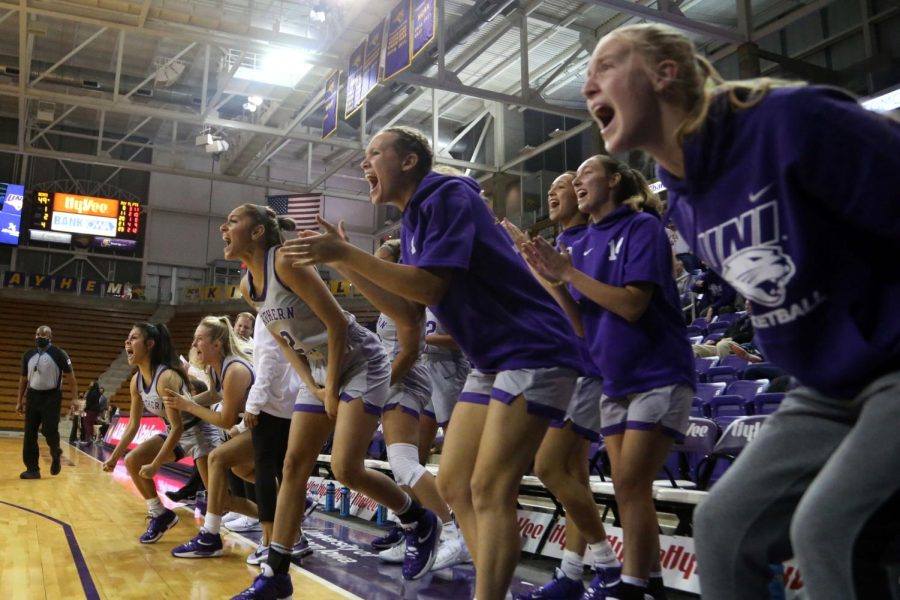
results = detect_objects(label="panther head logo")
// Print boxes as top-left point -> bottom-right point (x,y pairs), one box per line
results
721,245 -> 796,307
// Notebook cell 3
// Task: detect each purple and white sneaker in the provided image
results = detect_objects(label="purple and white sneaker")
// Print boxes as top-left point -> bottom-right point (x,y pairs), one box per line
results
231,564 -> 293,600
291,535 -> 313,559
515,568 -> 585,599
401,510 -> 441,580
371,523 -> 404,550
582,564 -> 623,599
246,544 -> 269,566
139,509 -> 179,544
304,495 -> 317,519
171,529 -> 224,558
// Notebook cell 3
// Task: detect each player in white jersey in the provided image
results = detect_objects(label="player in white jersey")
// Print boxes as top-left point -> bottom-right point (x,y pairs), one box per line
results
360,240 -> 470,570
164,316 -> 257,558
223,204 -> 441,600
420,307 -> 469,445
102,322 -> 220,544
241,312 -> 309,566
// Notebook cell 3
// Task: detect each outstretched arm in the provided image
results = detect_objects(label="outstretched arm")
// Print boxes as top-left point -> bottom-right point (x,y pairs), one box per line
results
283,217 -> 451,306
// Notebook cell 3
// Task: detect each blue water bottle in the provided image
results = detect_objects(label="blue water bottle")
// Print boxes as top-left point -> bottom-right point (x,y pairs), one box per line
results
339,486 -> 351,516
768,564 -> 786,600
325,482 -> 336,513
376,505 -> 388,525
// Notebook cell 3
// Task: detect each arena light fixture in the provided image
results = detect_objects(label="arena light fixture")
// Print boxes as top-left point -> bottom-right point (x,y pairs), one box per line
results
235,48 -> 313,88
861,85 -> 900,113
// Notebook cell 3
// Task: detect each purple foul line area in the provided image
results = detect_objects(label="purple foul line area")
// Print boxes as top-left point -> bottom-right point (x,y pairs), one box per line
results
0,500 -> 100,600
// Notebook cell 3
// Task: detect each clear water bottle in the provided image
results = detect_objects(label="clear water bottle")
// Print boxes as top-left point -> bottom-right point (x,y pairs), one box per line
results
324,482 -> 336,513
339,486 -> 351,516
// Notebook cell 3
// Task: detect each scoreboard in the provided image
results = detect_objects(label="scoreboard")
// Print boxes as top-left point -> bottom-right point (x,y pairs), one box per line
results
30,192 -> 142,250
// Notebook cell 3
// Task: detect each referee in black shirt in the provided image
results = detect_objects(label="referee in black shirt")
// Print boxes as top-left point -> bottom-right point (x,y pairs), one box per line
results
16,325 -> 78,479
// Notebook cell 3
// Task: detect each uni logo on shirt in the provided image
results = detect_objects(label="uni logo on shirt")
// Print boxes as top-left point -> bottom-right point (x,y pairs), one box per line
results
607,238 -> 623,261
408,239 -> 416,255
697,199 -> 796,308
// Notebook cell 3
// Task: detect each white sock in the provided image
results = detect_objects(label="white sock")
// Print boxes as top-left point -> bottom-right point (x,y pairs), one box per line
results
622,575 -> 648,588
203,513 -> 222,535
442,520 -> 459,541
396,493 -> 413,515
560,550 -> 584,580
587,540 -> 620,568
147,497 -> 165,517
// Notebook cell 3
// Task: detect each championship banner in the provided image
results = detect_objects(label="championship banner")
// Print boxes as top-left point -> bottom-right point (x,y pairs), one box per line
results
384,0 -> 412,80
412,0 -> 435,59
359,19 -> 385,103
3,271 -> 25,287
322,71 -> 341,140
345,40 -> 366,118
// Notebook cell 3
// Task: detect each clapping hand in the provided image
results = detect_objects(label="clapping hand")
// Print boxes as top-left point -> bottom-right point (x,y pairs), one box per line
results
521,235 -> 572,286
282,216 -> 351,267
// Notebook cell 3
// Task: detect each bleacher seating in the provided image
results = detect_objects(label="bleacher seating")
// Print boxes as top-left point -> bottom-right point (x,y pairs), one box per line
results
657,417 -> 720,490
695,381 -> 726,405
706,354 -> 751,383
0,291 -> 155,430
725,379 -> 768,403
694,356 -> 717,381
699,415 -> 768,488
707,321 -> 732,334
706,394 -> 751,428
753,392 -> 786,415
313,407 -> 777,540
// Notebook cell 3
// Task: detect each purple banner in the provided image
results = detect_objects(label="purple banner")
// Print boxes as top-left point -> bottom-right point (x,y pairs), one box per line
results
322,71 -> 340,140
412,0 -> 435,59
345,40 -> 366,118
384,0 -> 411,80
360,19 -> 385,102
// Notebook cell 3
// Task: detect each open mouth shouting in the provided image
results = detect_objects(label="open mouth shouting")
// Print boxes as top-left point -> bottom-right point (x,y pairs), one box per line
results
591,103 -> 616,134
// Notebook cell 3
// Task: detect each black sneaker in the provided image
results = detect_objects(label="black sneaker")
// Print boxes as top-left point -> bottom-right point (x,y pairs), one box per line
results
20,470 -> 41,479
50,451 -> 62,475
165,489 -> 198,505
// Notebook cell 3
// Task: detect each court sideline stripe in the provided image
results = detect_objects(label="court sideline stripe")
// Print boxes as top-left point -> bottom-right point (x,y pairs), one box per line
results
71,442 -> 362,600
0,500 -> 100,600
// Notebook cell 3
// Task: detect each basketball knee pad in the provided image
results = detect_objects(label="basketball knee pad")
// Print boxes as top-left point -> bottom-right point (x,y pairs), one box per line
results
386,443 -> 426,488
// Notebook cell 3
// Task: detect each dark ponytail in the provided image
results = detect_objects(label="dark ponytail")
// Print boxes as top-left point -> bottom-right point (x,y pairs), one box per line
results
593,156 -> 664,217
134,322 -> 190,389
238,203 -> 298,247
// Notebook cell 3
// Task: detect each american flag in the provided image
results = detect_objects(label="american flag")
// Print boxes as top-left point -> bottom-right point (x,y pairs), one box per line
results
266,194 -> 322,230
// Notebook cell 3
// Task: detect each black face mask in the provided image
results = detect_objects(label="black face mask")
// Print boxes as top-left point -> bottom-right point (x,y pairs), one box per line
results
35,337 -> 50,349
